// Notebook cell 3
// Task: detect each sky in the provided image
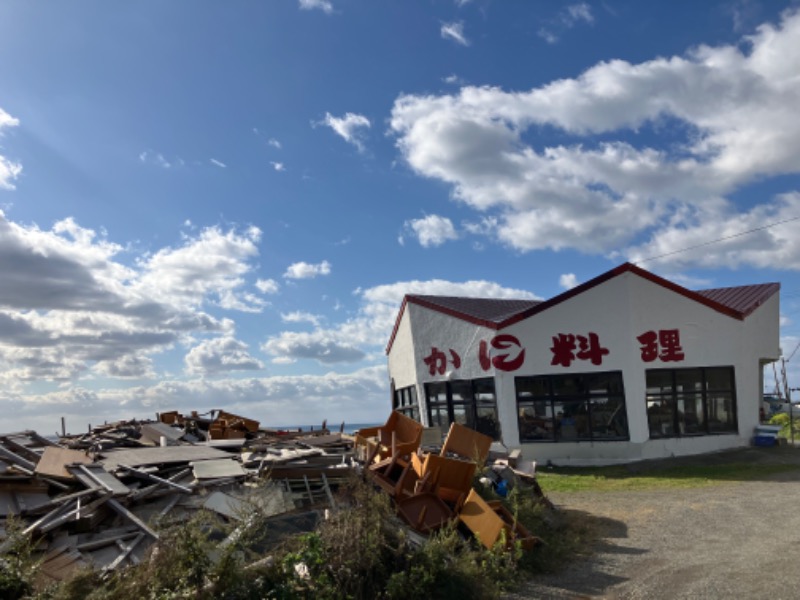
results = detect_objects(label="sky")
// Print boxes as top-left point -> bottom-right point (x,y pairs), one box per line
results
2,0 -> 800,434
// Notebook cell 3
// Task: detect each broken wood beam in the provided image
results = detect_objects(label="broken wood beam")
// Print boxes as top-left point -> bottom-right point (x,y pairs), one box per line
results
107,498 -> 159,540
117,464 -> 193,493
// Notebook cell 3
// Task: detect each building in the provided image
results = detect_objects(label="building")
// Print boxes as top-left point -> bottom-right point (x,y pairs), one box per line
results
386,263 -> 780,465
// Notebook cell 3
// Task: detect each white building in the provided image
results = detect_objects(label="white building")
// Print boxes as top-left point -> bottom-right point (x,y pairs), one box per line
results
386,263 -> 780,465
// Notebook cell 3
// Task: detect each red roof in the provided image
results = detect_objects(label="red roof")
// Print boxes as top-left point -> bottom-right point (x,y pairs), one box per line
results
385,263 -> 780,354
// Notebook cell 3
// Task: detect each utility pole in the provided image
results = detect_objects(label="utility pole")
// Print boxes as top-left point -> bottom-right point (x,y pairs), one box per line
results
791,388 -> 800,447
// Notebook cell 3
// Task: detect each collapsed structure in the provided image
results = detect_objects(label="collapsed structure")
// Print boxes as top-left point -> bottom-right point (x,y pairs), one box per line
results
386,263 -> 781,465
1,408 -> 546,587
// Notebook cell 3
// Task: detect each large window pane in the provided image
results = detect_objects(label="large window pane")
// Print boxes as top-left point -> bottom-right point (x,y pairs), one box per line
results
647,395 -> 675,438
646,370 -> 673,393
517,372 -> 627,443
707,392 -> 736,432
645,367 -> 737,438
590,396 -> 628,439
705,368 -> 734,391
677,392 -> 705,435
518,402 -> 554,441
423,378 -> 501,440
516,376 -> 549,398
675,369 -> 703,393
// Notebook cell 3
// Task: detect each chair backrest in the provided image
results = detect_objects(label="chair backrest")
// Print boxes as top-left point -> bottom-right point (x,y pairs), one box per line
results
440,422 -> 492,465
380,410 -> 423,447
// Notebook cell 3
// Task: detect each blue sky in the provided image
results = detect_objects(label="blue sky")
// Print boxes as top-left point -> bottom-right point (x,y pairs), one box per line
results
2,0 -> 800,432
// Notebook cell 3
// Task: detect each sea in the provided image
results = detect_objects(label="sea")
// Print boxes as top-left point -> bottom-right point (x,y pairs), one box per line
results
273,422 -> 380,436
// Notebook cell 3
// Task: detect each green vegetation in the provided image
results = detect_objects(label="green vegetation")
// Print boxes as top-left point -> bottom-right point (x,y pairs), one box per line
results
769,413 -> 800,440
537,461 -> 800,494
3,475 -> 592,600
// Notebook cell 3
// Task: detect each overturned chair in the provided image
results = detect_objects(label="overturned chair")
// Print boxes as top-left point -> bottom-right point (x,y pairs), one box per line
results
354,410 -> 424,465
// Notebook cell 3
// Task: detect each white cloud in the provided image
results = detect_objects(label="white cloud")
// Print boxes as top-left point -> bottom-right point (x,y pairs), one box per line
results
566,3 -> 593,24
443,74 -> 465,85
0,211 -> 265,392
284,260 -> 332,279
262,277 -> 538,365
139,150 -> 177,169
559,273 -> 578,290
405,214 -> 459,247
0,365 -> 390,432
441,21 -> 470,46
210,158 -> 227,168
0,108 -> 21,190
390,9 -> 800,269
262,331 -> 365,365
319,112 -> 371,151
271,161 -> 285,171
299,0 -> 333,14
255,278 -> 280,294
538,2 -> 594,44
185,336 -> 264,375
268,138 -> 282,149
281,311 -> 322,327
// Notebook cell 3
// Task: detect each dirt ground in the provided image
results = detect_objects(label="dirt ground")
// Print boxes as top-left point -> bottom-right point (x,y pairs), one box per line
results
509,446 -> 800,599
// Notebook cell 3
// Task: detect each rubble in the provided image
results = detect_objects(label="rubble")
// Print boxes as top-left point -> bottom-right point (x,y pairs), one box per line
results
0,411 -> 355,583
356,412 -> 549,550
1,408 -> 551,588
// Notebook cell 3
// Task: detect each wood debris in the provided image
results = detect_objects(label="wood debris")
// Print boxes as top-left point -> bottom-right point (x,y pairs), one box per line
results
0,410 -> 356,582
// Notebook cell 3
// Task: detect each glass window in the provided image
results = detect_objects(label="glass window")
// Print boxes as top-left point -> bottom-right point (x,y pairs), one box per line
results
393,385 -> 420,423
516,371 -> 628,443
424,378 -> 501,440
645,367 -> 737,438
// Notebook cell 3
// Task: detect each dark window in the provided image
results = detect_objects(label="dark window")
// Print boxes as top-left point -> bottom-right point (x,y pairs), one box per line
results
516,371 -> 628,443
392,385 -> 420,422
424,378 -> 501,440
646,367 -> 737,438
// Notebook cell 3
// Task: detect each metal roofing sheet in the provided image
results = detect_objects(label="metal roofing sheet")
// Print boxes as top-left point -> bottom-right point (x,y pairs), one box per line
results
408,295 -> 541,326
695,283 -> 780,317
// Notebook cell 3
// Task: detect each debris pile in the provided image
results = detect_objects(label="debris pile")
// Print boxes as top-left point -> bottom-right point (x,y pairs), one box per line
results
1,408 -> 551,588
0,412 -> 354,586
355,411 -> 549,551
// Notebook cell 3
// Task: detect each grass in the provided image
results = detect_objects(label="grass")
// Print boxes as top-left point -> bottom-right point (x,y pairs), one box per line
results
537,462 -> 800,493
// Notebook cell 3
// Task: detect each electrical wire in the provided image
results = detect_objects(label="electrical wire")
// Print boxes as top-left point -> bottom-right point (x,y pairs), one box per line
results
634,214 -> 800,265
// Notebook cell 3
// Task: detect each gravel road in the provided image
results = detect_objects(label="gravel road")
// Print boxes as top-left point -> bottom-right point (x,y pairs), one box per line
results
510,446 -> 800,599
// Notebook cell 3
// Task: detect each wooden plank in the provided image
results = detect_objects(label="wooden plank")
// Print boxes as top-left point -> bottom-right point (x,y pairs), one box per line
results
118,464 -> 192,493
107,498 -> 159,540
103,532 -> 145,572
99,446 -> 232,471
34,447 -> 93,479
69,464 -> 130,495
191,458 -> 245,480
0,445 -> 37,472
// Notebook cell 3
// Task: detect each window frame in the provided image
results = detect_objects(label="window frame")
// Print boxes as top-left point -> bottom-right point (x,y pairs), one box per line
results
392,384 -> 420,422
516,371 -> 629,443
646,366 -> 737,439
424,377 -> 501,440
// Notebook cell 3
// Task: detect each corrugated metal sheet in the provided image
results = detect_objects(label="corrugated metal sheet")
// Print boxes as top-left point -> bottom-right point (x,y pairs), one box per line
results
408,295 -> 541,326
695,283 -> 780,317
407,282 -> 778,326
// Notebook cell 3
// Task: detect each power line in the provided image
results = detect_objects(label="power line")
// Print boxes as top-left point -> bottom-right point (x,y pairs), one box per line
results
634,214 -> 800,265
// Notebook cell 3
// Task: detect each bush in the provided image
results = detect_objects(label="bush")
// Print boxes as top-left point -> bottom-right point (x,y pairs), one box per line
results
0,517 -> 37,600
20,474 -> 584,599
769,413 -> 800,439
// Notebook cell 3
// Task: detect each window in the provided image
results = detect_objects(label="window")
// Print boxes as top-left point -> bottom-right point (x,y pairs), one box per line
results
392,385 -> 420,422
516,371 -> 628,443
424,378 -> 501,440
646,367 -> 737,438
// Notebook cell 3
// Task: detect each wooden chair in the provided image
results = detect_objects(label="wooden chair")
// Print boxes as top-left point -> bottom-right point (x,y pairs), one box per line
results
440,422 -> 492,466
457,489 -> 540,551
411,452 -> 475,510
355,411 -> 424,464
